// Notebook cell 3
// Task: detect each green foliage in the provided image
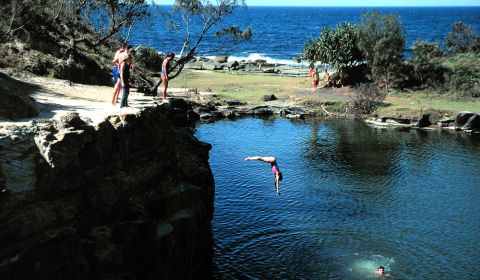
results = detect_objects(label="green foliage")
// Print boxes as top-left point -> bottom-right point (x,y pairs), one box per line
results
300,22 -> 363,82
437,53 -> 480,98
215,25 -> 253,43
357,11 -> 406,91
410,40 -> 446,88
445,22 -> 479,53
448,66 -> 480,97
136,47 -> 164,71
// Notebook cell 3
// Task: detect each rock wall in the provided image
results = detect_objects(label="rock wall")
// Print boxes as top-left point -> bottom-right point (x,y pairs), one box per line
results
0,104 -> 214,280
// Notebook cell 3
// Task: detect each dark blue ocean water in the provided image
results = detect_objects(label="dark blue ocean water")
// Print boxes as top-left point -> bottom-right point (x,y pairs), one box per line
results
129,6 -> 480,63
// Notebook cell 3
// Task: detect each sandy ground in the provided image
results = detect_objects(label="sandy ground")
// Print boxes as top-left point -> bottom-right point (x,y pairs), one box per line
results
0,72 -> 160,131
0,69 -> 352,136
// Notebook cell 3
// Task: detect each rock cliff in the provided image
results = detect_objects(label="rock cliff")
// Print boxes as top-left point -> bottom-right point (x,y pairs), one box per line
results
0,104 -> 214,280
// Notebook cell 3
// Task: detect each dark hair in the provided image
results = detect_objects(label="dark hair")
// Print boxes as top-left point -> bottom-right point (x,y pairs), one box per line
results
378,266 -> 385,270
278,172 -> 283,181
167,52 -> 175,58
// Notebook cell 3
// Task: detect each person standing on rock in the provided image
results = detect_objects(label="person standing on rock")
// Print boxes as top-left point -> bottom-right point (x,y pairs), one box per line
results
119,54 -> 132,108
160,52 -> 175,102
245,156 -> 283,195
112,43 -> 126,105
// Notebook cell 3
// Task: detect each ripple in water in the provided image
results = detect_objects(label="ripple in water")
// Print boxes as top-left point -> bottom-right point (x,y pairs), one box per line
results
195,118 -> 480,280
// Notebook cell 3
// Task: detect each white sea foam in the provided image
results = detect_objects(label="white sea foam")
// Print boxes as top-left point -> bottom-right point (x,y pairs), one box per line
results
206,53 -> 304,66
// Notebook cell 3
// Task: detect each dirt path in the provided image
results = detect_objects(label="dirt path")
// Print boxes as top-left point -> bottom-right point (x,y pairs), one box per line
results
1,70 -> 157,126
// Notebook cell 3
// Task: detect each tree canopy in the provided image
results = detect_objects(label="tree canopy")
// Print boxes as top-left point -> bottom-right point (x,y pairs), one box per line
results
301,22 -> 362,72
357,11 -> 405,91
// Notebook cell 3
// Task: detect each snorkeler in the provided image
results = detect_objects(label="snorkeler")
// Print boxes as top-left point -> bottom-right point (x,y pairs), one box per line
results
245,156 -> 283,195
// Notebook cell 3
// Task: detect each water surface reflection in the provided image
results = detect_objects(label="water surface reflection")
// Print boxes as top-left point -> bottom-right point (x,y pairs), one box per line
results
195,118 -> 480,279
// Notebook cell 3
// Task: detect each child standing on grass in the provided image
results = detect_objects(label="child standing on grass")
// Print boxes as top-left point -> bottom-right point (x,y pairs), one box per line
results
312,68 -> 320,90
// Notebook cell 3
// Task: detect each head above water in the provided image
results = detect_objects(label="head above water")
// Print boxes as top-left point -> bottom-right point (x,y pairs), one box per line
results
378,266 -> 385,274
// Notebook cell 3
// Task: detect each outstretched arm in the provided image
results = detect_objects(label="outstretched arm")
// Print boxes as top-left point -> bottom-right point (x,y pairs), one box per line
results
245,156 -> 276,163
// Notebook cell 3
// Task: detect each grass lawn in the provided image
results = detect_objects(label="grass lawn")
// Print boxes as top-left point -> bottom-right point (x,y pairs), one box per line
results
171,69 -> 480,115
171,70 -> 310,102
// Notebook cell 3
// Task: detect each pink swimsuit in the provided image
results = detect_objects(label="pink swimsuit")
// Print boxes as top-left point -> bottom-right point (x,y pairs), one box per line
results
271,164 -> 279,174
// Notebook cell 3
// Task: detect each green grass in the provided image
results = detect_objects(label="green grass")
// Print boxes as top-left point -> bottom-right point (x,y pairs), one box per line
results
380,91 -> 480,116
172,70 -> 309,103
172,69 -> 480,115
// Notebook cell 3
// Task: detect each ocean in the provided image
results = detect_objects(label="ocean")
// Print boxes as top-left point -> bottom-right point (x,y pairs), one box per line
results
129,6 -> 480,64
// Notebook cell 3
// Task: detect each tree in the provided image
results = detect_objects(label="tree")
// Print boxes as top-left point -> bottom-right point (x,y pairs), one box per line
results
357,11 -> 406,91
300,22 -> 363,83
444,22 -> 479,53
149,0 -> 251,94
1,0 -> 149,59
410,40 -> 445,88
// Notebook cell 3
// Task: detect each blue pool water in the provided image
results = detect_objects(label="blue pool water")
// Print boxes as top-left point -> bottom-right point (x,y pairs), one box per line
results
195,117 -> 480,279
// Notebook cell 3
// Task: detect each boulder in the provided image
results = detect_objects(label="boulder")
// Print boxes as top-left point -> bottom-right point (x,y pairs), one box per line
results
200,112 -> 213,119
262,68 -> 279,74
226,111 -> 237,119
462,114 -> 480,131
185,62 -> 204,70
437,119 -> 456,127
411,114 -> 432,128
214,56 -> 228,63
227,60 -> 239,68
244,106 -> 274,116
455,111 -> 476,129
202,61 -> 223,71
224,100 -> 246,106
261,94 -> 277,102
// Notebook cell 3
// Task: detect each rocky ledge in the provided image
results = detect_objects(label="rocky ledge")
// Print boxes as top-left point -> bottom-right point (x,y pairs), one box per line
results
365,111 -> 480,133
184,56 -> 309,77
0,103 -> 214,280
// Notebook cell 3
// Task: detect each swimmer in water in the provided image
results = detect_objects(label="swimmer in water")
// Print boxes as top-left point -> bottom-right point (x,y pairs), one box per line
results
245,156 -> 283,195
375,266 -> 390,276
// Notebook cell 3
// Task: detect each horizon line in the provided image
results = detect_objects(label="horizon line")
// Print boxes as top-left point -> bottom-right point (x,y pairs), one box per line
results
152,4 -> 480,7
245,5 -> 480,7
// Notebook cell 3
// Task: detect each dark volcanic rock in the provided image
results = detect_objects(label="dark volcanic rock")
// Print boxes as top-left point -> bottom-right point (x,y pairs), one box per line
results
0,105 -> 214,280
455,111 -> 476,129
411,114 -> 432,128
261,94 -> 277,102
463,114 -> 480,132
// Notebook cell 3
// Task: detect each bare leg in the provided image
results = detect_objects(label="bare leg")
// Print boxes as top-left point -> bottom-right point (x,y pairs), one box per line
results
112,80 -> 121,105
245,156 -> 276,163
161,75 -> 168,101
275,177 -> 280,195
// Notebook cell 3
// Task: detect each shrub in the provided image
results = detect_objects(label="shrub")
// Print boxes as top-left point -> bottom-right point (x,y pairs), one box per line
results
410,40 -> 446,88
351,83 -> 386,118
445,22 -> 479,53
447,66 -> 480,97
135,47 -> 164,72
